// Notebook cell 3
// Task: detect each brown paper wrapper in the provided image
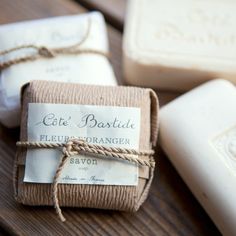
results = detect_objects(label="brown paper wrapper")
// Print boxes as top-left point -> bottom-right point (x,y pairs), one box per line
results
14,80 -> 159,212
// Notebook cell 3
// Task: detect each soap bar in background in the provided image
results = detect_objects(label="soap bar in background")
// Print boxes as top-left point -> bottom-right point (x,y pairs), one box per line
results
123,0 -> 236,91
0,12 -> 117,127
160,79 -> 236,236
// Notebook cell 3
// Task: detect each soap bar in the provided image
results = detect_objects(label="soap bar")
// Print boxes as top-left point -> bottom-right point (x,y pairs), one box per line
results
160,79 -> 236,236
14,80 -> 159,212
123,0 -> 236,90
0,12 -> 117,127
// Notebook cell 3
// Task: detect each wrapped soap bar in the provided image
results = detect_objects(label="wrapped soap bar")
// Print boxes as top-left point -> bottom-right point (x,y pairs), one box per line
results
14,80 -> 158,219
160,79 -> 236,236
123,0 -> 236,91
0,12 -> 117,128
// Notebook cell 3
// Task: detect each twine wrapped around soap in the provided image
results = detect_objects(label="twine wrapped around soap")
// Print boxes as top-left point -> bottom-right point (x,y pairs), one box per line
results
0,18 -> 109,70
16,138 -> 155,222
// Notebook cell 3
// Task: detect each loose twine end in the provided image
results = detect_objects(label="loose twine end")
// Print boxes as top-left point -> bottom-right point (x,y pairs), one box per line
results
16,138 -> 155,222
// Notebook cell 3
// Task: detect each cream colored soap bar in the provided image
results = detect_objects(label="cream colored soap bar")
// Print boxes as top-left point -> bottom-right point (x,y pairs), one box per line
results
160,79 -> 236,236
0,12 -> 117,127
123,0 -> 236,90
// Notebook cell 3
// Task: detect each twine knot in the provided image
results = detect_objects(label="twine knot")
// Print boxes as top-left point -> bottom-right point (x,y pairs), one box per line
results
63,140 -> 74,157
38,46 -> 55,58
16,138 -> 155,222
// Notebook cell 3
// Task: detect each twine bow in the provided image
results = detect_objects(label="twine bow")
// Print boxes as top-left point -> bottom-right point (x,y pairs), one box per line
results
16,138 -> 155,222
0,18 -> 109,70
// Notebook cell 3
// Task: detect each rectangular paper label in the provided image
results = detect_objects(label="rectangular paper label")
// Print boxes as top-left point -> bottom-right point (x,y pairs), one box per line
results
24,103 -> 140,185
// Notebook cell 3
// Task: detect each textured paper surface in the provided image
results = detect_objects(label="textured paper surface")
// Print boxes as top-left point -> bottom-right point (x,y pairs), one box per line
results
14,81 -> 158,210
24,103 -> 140,185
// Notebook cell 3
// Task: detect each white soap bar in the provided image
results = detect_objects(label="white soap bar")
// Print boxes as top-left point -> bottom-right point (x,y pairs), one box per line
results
123,0 -> 236,90
0,12 -> 117,127
160,79 -> 236,236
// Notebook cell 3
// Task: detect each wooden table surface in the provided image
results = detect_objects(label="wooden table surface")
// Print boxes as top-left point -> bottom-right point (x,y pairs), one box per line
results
0,1 -> 221,235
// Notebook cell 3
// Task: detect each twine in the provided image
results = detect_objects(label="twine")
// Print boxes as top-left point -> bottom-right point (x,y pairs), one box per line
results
0,18 -> 109,70
16,138 -> 155,222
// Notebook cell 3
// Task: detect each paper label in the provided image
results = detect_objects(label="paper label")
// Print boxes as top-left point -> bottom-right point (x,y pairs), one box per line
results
24,103 -> 140,185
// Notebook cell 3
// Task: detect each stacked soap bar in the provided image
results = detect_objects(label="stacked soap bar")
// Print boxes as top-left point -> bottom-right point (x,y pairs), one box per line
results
123,0 -> 236,90
0,12 -> 117,127
160,79 -> 236,236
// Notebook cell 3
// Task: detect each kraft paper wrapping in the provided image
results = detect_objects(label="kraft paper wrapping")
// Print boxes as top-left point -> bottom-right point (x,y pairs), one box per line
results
14,80 -> 159,211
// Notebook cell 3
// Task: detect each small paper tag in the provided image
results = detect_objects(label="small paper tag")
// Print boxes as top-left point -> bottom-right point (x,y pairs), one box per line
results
24,103 -> 140,186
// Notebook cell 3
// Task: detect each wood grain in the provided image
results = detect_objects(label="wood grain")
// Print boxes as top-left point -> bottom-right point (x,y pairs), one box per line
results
0,0 -> 221,235
77,0 -> 126,31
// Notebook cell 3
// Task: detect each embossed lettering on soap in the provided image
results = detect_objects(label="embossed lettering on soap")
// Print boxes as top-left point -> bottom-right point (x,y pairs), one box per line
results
212,126 -> 236,175
138,0 -> 236,59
